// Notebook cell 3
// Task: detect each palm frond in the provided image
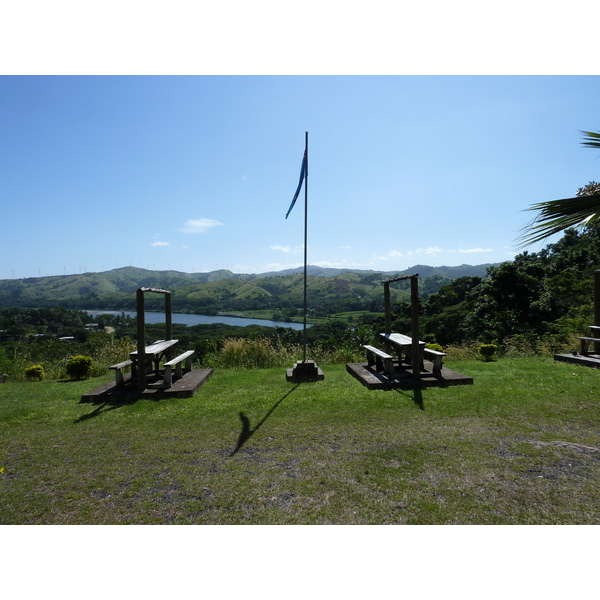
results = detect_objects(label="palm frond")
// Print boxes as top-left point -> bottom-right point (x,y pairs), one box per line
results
517,128 -> 600,248
580,130 -> 600,150
516,193 -> 600,248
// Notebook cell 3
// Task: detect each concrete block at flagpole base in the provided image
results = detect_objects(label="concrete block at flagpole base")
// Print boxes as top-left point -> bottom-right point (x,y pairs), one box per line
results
286,360 -> 324,383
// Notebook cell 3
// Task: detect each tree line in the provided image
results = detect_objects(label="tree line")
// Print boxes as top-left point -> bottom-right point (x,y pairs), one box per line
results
390,219 -> 600,348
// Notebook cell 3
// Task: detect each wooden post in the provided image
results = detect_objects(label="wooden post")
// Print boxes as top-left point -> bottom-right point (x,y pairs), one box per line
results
595,270 -> 600,327
136,288 -> 146,391
410,276 -> 420,379
594,271 -> 600,354
384,281 -> 392,336
165,292 -> 172,341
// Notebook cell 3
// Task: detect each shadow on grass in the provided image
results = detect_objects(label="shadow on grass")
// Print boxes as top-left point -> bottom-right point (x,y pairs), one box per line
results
230,384 -> 300,456
74,396 -> 138,423
395,387 -> 425,410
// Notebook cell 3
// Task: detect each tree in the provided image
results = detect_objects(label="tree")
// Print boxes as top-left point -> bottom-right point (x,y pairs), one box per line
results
518,130 -> 600,247
422,276 -> 482,345
463,256 -> 548,342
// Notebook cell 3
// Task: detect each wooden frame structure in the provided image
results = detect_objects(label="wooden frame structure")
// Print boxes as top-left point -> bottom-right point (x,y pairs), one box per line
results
383,275 -> 421,379
136,287 -> 173,390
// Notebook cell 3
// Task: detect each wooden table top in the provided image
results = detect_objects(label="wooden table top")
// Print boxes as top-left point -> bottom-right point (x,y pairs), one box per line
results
380,333 -> 425,346
130,339 -> 179,357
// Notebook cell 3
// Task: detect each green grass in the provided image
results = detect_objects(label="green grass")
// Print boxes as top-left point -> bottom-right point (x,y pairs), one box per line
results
2,357 -> 600,524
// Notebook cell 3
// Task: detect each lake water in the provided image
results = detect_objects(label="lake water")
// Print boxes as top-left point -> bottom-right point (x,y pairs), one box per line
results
87,310 -> 308,330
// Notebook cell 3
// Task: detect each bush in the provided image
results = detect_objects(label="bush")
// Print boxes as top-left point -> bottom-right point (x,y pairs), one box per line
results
24,364 -> 45,380
478,344 -> 498,362
65,355 -> 93,380
426,342 -> 444,353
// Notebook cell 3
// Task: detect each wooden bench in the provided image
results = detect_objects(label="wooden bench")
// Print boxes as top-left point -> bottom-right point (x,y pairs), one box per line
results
423,347 -> 446,372
577,336 -> 600,355
162,350 -> 195,388
109,359 -> 133,386
363,344 -> 395,376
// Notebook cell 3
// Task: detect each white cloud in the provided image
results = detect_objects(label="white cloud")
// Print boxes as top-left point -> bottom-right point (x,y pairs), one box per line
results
314,259 -> 372,269
455,248 -> 493,254
179,218 -> 223,234
151,241 -> 170,247
264,261 -> 304,271
378,247 -> 443,262
269,244 -> 292,253
269,244 -> 303,255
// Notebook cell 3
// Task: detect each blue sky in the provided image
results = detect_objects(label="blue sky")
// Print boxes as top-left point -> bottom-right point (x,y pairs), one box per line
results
1,75 -> 599,279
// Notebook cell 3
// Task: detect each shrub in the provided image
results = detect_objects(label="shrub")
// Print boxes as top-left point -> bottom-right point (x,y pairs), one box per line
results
65,355 -> 93,380
426,342 -> 444,353
24,364 -> 45,380
478,344 -> 498,362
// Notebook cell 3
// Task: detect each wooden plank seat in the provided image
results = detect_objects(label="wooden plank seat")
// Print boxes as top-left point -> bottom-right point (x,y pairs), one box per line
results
162,350 -> 195,388
109,359 -> 133,386
363,344 -> 395,376
577,336 -> 600,355
423,347 -> 446,372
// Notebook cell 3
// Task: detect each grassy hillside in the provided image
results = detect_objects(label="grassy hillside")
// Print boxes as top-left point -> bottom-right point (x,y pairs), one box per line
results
2,358 -> 600,525
0,264 -> 496,314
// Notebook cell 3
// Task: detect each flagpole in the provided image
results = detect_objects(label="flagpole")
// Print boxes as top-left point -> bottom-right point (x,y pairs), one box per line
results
285,131 -> 323,383
303,131 -> 308,362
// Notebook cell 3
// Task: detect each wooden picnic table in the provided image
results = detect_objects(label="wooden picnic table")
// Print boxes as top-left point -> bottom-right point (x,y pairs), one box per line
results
130,339 -> 179,377
380,332 -> 426,370
577,325 -> 600,355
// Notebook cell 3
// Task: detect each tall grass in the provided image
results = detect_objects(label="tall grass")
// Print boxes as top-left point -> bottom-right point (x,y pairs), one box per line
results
444,332 -> 580,361
210,337 -> 298,369
207,336 -> 364,369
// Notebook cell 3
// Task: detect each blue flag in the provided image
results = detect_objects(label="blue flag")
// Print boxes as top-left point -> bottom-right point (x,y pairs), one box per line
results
285,151 -> 307,219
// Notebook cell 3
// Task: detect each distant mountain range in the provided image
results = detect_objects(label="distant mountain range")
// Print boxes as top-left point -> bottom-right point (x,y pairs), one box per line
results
0,263 -> 500,311
259,263 -> 499,279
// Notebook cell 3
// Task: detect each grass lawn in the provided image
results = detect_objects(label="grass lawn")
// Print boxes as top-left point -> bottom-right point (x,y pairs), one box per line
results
1,357 -> 600,524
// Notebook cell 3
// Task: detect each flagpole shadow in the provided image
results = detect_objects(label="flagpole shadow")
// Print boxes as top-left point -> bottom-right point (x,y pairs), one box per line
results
230,384 -> 300,456
394,387 -> 425,410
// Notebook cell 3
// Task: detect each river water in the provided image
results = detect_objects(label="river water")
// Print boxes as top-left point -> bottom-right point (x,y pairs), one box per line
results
86,310 -> 308,330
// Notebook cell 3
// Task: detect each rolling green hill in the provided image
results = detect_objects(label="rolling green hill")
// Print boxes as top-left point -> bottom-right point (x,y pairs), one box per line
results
0,264 -> 497,315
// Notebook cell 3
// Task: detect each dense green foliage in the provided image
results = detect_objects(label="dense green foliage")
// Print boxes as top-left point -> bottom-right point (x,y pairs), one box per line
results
0,307 -> 373,379
398,221 -> 600,348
